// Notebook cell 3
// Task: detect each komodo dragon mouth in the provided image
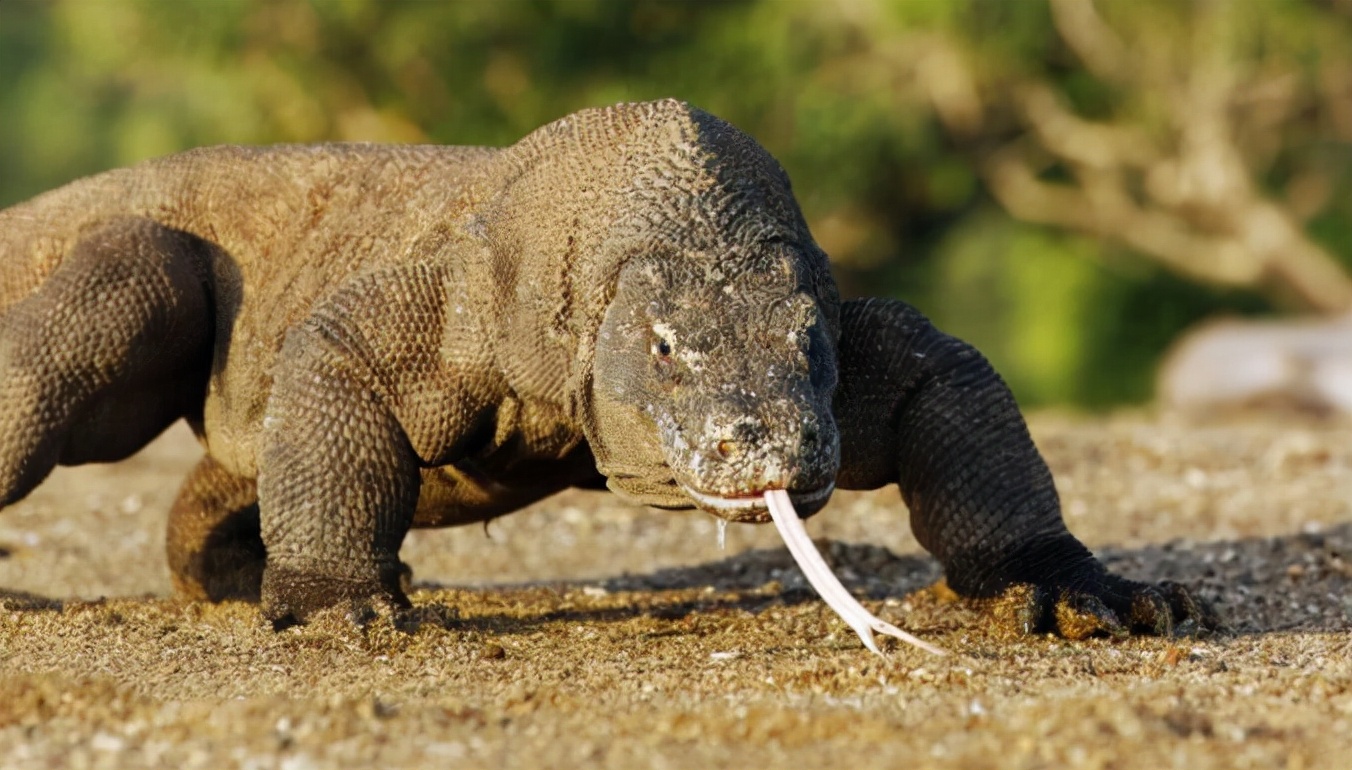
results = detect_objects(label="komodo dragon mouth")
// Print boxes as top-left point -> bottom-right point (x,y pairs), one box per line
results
679,483 -> 835,522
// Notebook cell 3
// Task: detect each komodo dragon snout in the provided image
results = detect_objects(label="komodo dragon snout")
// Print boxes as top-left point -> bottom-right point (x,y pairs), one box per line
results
591,251 -> 840,522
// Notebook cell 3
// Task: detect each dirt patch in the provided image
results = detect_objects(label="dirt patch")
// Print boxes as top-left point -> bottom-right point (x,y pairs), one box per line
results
2,413 -> 1351,769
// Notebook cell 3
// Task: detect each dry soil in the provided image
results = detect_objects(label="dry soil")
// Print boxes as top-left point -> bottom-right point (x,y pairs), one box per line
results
2,412 -> 1350,769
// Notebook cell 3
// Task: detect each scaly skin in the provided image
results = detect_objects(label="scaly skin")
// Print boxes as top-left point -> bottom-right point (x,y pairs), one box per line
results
0,100 -> 1215,637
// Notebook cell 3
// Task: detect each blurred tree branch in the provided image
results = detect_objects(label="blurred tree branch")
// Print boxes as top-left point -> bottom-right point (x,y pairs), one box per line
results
980,0 -> 1352,312
796,0 -> 1352,312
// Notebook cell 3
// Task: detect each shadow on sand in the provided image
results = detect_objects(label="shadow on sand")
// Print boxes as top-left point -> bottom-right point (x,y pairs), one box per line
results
5,524 -> 1348,639
408,522 -> 1352,638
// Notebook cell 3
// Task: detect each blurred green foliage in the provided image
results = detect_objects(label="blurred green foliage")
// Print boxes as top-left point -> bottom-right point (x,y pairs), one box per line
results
0,0 -> 1346,408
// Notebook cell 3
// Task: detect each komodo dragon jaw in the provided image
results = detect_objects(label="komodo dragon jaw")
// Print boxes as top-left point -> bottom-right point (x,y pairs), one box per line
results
680,482 -> 835,522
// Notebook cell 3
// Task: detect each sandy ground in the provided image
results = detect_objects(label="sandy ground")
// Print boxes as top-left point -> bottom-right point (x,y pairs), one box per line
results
2,412 -> 1351,769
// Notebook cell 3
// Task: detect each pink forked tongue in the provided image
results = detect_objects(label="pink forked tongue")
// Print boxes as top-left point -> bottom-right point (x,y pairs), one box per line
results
764,490 -> 946,656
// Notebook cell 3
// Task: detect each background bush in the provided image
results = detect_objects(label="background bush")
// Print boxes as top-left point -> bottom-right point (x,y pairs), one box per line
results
2,0 -> 1348,408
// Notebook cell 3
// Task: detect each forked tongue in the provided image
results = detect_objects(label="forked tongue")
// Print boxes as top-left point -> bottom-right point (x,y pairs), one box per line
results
764,489 -> 946,656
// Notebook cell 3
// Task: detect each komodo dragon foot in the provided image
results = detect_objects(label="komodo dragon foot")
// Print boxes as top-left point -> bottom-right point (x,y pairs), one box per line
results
261,563 -> 413,630
955,575 -> 1219,640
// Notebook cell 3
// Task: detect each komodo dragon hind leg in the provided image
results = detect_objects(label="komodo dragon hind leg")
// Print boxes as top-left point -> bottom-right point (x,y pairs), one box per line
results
167,456 -> 264,602
0,217 -> 212,507
832,298 -> 1219,639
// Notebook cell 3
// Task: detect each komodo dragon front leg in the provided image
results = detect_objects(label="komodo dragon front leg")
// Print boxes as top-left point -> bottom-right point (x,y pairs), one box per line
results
249,261 -> 518,626
833,298 -> 1216,637
253,273 -> 429,624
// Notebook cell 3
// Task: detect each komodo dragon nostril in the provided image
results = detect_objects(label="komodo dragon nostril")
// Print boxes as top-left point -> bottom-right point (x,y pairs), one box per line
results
802,423 -> 819,445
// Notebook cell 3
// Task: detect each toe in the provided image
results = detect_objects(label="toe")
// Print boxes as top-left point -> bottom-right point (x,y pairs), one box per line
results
1126,584 -> 1174,636
1054,590 -> 1129,640
1159,580 -> 1222,635
980,583 -> 1049,637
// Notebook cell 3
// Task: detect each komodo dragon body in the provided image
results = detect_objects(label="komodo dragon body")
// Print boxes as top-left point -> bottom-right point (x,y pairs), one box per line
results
0,99 -> 1211,636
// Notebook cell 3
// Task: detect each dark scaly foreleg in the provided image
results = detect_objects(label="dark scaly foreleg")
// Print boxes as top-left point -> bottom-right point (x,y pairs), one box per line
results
253,264 -> 474,626
257,316 -> 421,626
833,298 -> 1216,638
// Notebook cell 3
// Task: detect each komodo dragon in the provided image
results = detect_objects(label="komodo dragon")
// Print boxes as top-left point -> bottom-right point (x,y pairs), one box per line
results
0,99 -> 1214,640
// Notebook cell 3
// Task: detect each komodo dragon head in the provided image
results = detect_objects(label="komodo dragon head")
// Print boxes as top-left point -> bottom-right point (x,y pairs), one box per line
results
579,101 -> 842,522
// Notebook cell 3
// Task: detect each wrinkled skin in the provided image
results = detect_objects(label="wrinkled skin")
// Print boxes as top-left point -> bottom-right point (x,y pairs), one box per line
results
0,99 -> 1216,639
